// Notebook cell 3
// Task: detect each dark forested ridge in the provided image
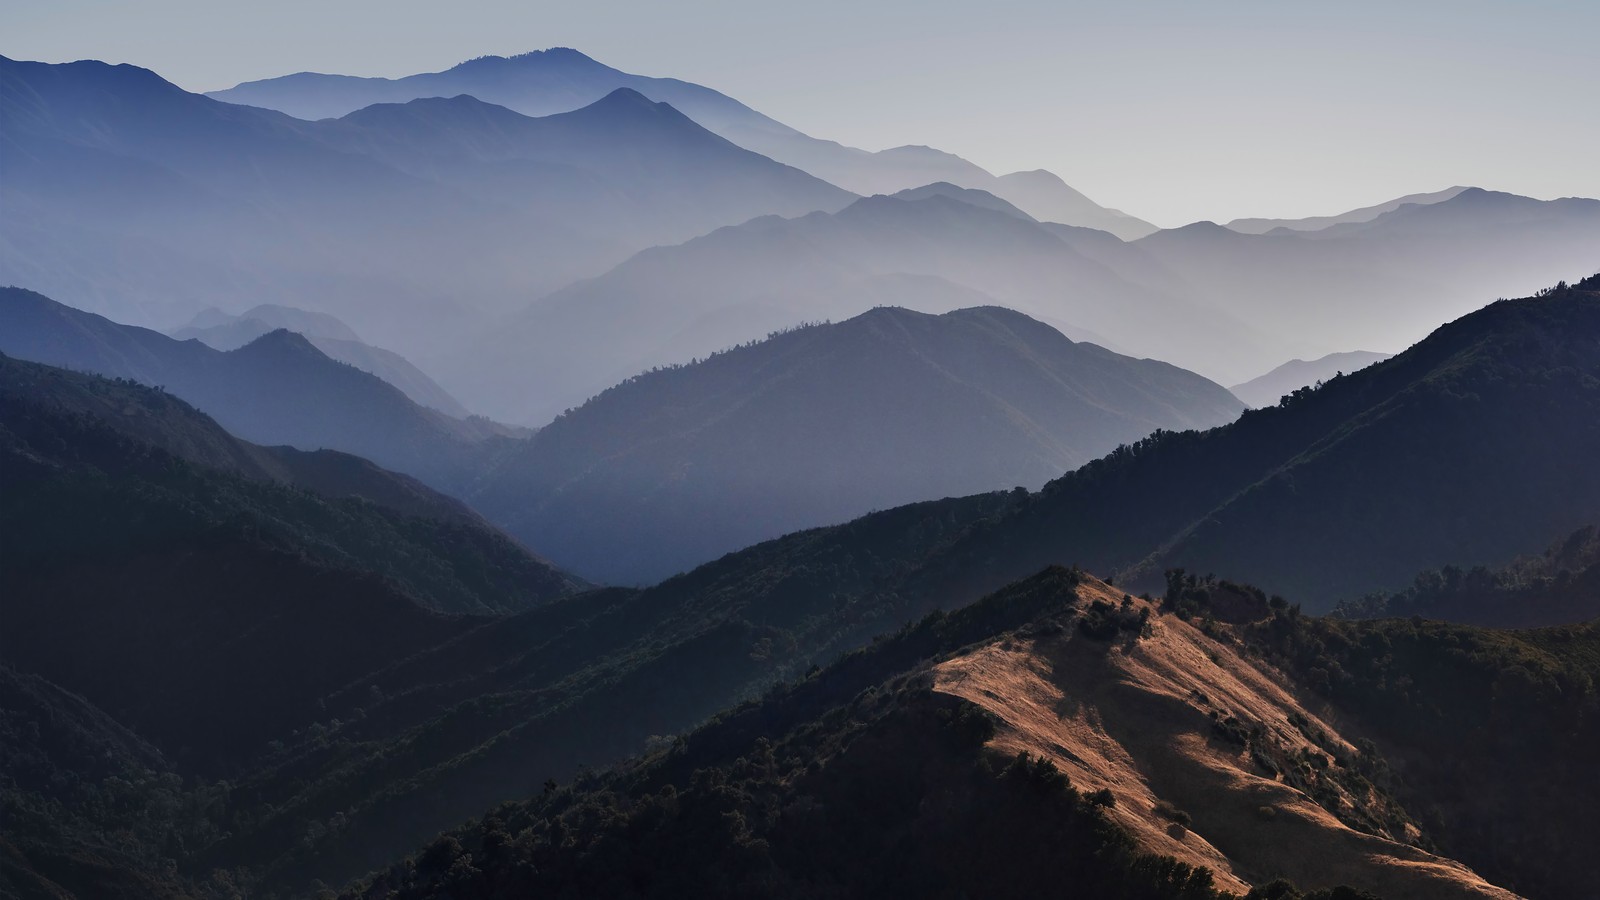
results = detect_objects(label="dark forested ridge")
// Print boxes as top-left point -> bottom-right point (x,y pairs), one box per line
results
1333,525 -> 1600,627
339,562 -> 1599,899
474,305 -> 1243,584
895,276 -> 1600,611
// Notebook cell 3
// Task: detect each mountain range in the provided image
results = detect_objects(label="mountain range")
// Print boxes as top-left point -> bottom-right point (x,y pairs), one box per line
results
6,40 -> 1600,900
0,287 -> 502,489
445,188 -> 1265,424
207,48 -> 1158,238
169,304 -> 472,416
471,305 -> 1244,583
4,280 -> 1599,899
0,55 -> 852,353
1229,351 -> 1392,408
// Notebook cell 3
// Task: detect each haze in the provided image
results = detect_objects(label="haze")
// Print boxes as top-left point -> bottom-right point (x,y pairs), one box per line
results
5,0 -> 1596,227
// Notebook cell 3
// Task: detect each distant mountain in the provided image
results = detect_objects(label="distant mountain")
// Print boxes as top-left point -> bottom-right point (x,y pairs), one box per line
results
992,168 -> 1159,239
891,182 -> 1035,220
171,305 -> 473,416
1225,186 -> 1469,234
1129,189 -> 1600,364
179,302 -> 362,341
313,89 -> 854,248
447,192 -> 1263,424
1229,350 -> 1392,408
0,287 -> 498,489
0,55 -> 851,354
473,305 -> 1244,583
207,48 -> 1158,236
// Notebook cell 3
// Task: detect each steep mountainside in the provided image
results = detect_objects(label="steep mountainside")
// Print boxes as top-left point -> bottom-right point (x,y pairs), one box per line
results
473,305 -> 1243,583
338,568 -> 1572,899
0,56 -> 850,353
901,277 -> 1600,611
0,287 -> 498,489
1230,351 -> 1392,408
450,192 -> 1259,423
170,305 -> 473,416
206,48 -> 1158,236
0,360 -> 582,769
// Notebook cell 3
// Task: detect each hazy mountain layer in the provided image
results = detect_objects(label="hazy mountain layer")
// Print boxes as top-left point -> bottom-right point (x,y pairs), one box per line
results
171,305 -> 473,417
473,305 -> 1243,583
1126,189 -> 1600,362
0,55 -> 851,354
449,191 -> 1263,424
0,287 -> 498,489
1229,350 -> 1392,408
1224,186 -> 1470,234
206,48 -> 1158,237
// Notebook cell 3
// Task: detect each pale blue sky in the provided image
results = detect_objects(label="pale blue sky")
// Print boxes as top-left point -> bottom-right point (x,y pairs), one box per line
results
6,0 -> 1597,226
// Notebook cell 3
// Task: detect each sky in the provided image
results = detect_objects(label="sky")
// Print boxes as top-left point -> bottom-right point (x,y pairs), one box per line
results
5,0 -> 1598,227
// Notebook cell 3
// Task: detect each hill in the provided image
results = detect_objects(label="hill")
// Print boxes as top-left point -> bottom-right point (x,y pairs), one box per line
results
207,48 -> 1158,236
472,305 -> 1244,583
0,287 -> 499,490
447,192 -> 1259,424
1229,351 -> 1392,408
170,305 -> 473,416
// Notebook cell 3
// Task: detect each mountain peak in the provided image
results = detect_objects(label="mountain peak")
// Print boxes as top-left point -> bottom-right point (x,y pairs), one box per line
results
450,47 -> 608,72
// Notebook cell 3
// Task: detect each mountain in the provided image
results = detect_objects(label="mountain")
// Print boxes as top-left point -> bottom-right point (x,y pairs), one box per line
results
171,305 -> 473,416
0,357 -> 584,765
177,302 -> 362,341
0,287 -> 499,489
207,48 -> 1158,236
311,89 -> 854,249
7,284 -> 1599,899
338,567 -> 1592,899
446,192 -> 1263,424
892,181 -> 1036,220
1129,189 -> 1600,361
0,56 -> 851,354
890,276 -> 1600,612
1225,186 -> 1470,234
992,168 -> 1160,239
472,305 -> 1244,584
1229,351 -> 1392,408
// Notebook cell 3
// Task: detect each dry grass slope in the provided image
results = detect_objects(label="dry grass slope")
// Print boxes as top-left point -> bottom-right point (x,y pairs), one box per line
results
933,578 -> 1518,899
